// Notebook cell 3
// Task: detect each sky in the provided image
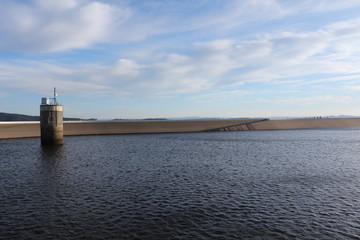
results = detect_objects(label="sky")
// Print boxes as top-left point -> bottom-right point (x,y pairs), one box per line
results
1,0 -> 360,119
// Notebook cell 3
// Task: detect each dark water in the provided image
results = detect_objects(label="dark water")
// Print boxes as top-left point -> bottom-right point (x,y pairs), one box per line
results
1,129 -> 360,240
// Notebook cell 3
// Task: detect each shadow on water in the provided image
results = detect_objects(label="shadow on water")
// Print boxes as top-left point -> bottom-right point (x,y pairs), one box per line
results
38,145 -> 71,209
40,145 -> 64,159
39,145 -> 67,180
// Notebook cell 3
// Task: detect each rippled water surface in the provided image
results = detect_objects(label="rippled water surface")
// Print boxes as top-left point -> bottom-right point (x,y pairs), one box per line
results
1,129 -> 360,239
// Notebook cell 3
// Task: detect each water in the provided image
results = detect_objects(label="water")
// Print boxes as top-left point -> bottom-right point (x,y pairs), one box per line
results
1,129 -> 360,239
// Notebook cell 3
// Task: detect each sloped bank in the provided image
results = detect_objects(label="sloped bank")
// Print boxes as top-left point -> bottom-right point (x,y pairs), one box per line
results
0,119 -> 259,139
1,118 -> 360,140
251,118 -> 360,130
63,119 -> 261,136
210,118 -> 360,131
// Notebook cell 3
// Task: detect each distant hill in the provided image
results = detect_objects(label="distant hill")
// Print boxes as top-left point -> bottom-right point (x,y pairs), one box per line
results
0,112 -> 82,121
0,112 -> 39,121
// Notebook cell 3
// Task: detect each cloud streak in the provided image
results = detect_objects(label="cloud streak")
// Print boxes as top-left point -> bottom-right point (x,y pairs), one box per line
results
2,14 -> 360,100
0,0 -> 130,52
1,0 -> 360,117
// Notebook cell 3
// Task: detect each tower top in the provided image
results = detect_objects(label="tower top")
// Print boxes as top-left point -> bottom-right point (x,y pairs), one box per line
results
53,87 -> 58,105
41,87 -> 59,105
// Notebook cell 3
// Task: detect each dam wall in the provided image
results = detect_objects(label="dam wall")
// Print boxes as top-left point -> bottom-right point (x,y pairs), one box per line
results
1,118 -> 360,140
251,118 -> 360,130
0,119 -> 258,139
0,122 -> 40,139
63,119 -> 259,136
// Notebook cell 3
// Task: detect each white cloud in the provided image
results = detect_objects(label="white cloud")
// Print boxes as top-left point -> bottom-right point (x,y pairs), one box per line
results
191,90 -> 250,103
194,39 -> 233,56
0,0 -> 130,52
346,86 -> 360,91
2,0 -> 360,54
2,13 -> 360,100
1,1 -> 360,105
180,0 -> 289,32
113,59 -> 142,77
34,0 -> 78,11
287,0 -> 360,13
259,96 -> 351,105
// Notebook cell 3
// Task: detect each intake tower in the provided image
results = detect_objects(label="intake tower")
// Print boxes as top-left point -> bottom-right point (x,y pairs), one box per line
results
40,88 -> 63,145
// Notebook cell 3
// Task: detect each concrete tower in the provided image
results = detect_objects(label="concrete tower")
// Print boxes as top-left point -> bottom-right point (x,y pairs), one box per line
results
40,88 -> 63,145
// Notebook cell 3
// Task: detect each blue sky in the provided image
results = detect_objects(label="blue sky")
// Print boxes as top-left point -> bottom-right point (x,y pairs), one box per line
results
1,0 -> 360,119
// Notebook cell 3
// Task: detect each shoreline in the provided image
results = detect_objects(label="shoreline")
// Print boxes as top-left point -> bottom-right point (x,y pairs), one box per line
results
1,118 -> 360,139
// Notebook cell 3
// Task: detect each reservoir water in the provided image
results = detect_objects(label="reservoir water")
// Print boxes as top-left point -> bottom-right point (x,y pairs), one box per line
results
1,129 -> 360,239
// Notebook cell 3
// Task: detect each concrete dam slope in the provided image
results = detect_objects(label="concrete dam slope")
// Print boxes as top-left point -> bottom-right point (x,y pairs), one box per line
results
1,118 -> 360,139
0,122 -> 40,139
251,118 -> 360,131
63,119 -> 261,136
0,119 -> 259,139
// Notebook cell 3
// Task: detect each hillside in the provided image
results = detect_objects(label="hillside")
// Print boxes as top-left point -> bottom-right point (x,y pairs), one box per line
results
0,112 -> 82,121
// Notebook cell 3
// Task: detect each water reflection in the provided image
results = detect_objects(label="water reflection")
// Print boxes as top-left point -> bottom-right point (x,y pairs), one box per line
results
39,145 -> 66,178
38,144 -> 69,207
40,145 -> 65,159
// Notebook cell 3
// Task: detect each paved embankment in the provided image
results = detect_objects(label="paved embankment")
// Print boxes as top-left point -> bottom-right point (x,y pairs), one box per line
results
0,119 -> 257,139
63,119 -> 258,136
251,118 -> 360,130
1,118 -> 360,139
0,122 -> 40,139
